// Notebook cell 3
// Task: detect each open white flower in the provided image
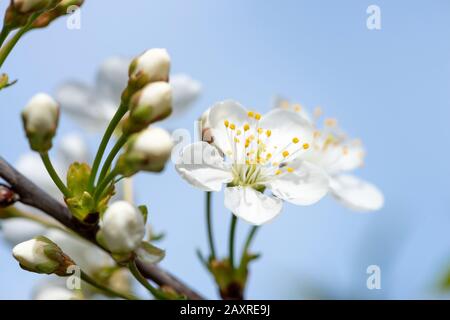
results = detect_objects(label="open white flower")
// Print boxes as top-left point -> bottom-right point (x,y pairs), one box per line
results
55,57 -> 201,132
175,100 -> 329,225
274,99 -> 384,212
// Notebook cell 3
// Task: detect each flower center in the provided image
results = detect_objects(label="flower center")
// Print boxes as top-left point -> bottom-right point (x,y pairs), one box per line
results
223,111 -> 310,187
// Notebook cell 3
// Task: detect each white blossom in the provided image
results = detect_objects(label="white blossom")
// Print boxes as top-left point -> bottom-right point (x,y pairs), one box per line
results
175,100 -> 329,225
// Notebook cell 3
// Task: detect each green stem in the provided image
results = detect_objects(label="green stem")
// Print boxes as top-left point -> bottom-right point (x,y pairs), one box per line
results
128,260 -> 166,300
87,103 -> 127,192
205,192 -> 216,260
80,271 -> 138,300
0,26 -> 11,48
229,214 -> 238,269
93,169 -> 118,201
96,134 -> 128,186
40,153 -> 70,197
240,226 -> 259,267
0,14 -> 39,68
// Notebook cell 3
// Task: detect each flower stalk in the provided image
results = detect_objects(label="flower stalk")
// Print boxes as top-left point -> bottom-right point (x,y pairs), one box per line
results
205,192 -> 216,260
87,103 -> 127,192
40,152 -> 70,197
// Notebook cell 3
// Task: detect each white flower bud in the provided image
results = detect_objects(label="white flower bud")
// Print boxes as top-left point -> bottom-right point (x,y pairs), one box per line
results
117,127 -> 173,176
12,0 -> 58,13
12,236 -> 74,275
128,48 -> 170,88
124,82 -> 172,133
100,201 -> 145,253
199,107 -> 212,143
21,93 -> 59,152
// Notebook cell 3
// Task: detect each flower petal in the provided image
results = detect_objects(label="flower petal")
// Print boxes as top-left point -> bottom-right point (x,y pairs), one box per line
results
170,74 -> 202,114
1,218 -> 47,245
175,141 -> 233,191
55,82 -> 114,132
259,108 -> 315,160
329,174 -> 384,211
96,56 -> 130,104
224,186 -> 283,225
266,160 -> 329,205
57,133 -> 90,166
207,100 -> 250,156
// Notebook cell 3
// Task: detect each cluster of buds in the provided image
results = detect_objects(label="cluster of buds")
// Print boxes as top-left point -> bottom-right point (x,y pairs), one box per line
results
12,236 -> 75,276
116,127 -> 174,177
3,0 -> 84,30
21,93 -> 59,153
122,49 -> 173,134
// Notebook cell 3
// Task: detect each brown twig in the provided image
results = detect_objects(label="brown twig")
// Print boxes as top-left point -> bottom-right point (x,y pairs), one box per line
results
0,155 -> 204,300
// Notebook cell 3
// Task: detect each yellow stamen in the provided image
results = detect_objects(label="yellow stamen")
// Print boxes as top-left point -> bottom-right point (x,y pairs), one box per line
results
234,137 -> 240,143
325,118 -> 337,127
282,151 -> 289,158
292,137 -> 299,144
303,143 -> 310,150
243,123 -> 250,131
275,169 -> 282,175
257,128 -> 263,134
236,129 -> 242,136
224,120 -> 229,128
286,167 -> 294,173
229,123 -> 236,130
266,153 -> 272,160
266,130 -> 272,137
255,113 -> 261,120
248,111 -> 254,118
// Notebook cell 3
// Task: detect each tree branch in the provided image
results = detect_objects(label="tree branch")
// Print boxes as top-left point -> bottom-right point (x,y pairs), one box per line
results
0,156 -> 204,300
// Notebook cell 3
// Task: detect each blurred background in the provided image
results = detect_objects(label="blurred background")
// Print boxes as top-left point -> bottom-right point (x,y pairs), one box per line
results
1,0 -> 450,299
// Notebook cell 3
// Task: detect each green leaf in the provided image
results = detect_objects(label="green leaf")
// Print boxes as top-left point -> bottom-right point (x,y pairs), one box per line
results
66,162 -> 91,196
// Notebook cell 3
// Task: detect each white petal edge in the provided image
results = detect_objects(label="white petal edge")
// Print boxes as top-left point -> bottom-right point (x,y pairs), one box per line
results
207,100 -> 250,155
224,186 -> 283,225
329,174 -> 384,212
266,160 -> 329,206
175,141 -> 233,192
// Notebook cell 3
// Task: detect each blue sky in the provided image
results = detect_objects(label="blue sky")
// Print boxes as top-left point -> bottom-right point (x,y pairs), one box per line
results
1,0 -> 450,299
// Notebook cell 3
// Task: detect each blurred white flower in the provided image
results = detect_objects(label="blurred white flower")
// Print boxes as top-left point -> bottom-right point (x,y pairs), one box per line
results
175,100 -> 329,225
1,133 -> 89,245
34,280 -> 78,300
274,97 -> 384,212
55,56 -> 201,132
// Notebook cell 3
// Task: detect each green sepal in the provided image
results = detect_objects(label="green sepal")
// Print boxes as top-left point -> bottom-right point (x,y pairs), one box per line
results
138,205 -> 148,224
135,241 -> 165,265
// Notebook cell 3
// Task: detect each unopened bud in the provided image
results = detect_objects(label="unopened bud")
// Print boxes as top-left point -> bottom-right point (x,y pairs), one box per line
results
12,0 -> 59,13
0,184 -> 19,208
12,236 -> 75,276
32,0 -> 84,29
126,49 -> 170,93
21,93 -> 59,153
99,201 -> 145,253
117,127 -> 173,176
123,82 -> 172,134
